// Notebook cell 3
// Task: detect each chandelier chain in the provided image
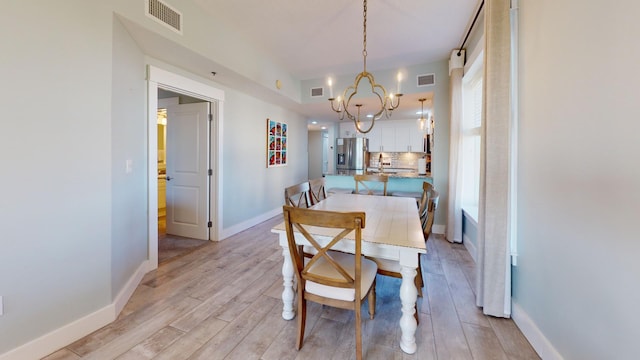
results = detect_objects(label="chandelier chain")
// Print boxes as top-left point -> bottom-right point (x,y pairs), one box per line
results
327,0 -> 402,134
362,0 -> 367,71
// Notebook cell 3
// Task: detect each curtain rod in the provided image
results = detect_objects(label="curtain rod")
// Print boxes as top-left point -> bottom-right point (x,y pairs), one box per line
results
456,0 -> 485,56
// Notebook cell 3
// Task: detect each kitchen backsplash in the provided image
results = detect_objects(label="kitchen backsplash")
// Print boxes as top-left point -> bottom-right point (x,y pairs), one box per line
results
369,152 -> 429,170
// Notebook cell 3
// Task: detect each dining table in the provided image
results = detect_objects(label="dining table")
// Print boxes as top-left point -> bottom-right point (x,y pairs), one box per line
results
271,193 -> 427,354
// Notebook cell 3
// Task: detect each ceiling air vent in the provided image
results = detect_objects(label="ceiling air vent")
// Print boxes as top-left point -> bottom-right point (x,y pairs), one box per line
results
417,73 -> 435,87
310,87 -> 324,97
146,0 -> 183,34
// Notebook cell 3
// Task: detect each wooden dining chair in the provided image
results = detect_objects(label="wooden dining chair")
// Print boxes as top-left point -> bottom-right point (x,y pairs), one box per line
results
284,182 -> 312,208
282,205 -> 377,360
308,177 -> 327,205
417,181 -> 434,224
354,174 -> 388,196
422,189 -> 440,241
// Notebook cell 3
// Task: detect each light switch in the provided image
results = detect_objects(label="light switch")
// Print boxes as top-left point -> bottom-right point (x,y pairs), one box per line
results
125,159 -> 133,174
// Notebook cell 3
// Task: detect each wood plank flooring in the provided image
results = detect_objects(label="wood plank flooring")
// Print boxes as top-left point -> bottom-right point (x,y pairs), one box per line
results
43,215 -> 540,360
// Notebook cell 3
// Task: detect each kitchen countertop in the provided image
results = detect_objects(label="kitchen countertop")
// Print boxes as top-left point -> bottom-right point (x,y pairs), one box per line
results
328,169 -> 432,179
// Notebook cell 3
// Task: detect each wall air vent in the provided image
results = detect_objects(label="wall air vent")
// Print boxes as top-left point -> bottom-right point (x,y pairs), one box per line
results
310,87 -> 324,97
417,73 -> 436,87
146,0 -> 183,34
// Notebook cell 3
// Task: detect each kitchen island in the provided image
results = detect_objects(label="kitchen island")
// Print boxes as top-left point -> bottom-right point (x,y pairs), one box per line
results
325,169 -> 432,197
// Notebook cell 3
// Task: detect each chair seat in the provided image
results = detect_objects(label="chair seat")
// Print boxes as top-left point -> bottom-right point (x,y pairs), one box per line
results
390,191 -> 422,199
306,252 -> 378,301
356,190 -> 386,196
327,187 -> 354,195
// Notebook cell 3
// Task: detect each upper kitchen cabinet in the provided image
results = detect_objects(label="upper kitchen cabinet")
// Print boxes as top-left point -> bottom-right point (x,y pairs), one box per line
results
394,122 -> 425,152
339,120 -> 426,153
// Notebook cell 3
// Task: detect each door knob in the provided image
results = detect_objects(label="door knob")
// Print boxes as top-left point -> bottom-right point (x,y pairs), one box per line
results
166,176 -> 172,181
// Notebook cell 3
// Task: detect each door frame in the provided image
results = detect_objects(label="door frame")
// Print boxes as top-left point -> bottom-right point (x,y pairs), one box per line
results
147,65 -> 224,270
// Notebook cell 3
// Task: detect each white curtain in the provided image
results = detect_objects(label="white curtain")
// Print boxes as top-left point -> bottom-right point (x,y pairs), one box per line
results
446,50 -> 464,243
476,0 -> 512,317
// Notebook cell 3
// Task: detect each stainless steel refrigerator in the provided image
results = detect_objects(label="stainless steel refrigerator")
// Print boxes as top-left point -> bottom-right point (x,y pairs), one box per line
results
336,137 -> 369,170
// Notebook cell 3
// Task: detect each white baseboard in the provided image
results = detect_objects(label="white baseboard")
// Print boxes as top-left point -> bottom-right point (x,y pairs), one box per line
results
0,261 -> 151,360
114,260 -> 151,315
463,233 -> 477,263
512,302 -> 563,360
433,224 -> 446,235
0,304 -> 115,360
220,207 -> 282,240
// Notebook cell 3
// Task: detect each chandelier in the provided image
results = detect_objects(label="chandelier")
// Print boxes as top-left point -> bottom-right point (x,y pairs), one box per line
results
327,0 -> 402,134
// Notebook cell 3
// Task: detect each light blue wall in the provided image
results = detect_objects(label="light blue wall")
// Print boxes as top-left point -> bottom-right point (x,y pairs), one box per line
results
514,0 -> 640,358
110,16 -> 149,299
0,1 -> 309,355
0,1 -> 113,353
220,87 -> 308,228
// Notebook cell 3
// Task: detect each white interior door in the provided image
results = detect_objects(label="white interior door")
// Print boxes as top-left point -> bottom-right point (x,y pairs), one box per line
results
166,101 -> 210,240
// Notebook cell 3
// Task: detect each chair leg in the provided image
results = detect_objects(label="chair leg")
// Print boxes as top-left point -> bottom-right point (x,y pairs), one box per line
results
355,300 -> 363,360
368,280 -> 376,320
296,292 -> 307,350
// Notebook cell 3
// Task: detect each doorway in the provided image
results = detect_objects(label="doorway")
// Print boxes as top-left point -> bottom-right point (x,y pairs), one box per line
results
147,65 -> 224,271
156,91 -> 210,264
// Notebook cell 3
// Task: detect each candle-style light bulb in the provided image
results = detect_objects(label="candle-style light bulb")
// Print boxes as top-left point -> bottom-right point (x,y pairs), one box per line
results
328,78 -> 333,98
396,72 -> 403,94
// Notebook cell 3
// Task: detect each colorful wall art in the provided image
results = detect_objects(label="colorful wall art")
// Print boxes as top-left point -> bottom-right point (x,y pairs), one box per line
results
267,118 -> 287,167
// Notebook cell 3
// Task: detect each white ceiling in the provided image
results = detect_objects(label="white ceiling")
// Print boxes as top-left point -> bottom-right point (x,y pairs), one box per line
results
148,0 -> 481,130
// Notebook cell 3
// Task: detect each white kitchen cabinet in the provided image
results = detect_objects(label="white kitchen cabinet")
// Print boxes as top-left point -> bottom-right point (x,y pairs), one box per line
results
339,119 -> 424,153
394,122 -> 425,152
378,123 -> 396,152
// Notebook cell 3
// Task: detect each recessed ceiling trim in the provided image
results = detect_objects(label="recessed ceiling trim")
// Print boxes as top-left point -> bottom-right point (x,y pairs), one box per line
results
145,0 -> 183,35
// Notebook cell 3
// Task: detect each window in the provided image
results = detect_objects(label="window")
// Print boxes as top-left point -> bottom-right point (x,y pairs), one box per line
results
460,55 -> 483,220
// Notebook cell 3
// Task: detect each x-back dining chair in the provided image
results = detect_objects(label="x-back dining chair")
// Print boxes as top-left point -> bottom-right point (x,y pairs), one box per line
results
284,182 -> 312,208
282,205 -> 377,360
308,177 -> 328,205
422,189 -> 440,241
417,181 -> 434,223
354,174 -> 388,196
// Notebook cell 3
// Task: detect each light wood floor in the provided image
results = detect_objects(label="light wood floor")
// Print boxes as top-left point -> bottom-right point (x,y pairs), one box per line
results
44,215 -> 540,360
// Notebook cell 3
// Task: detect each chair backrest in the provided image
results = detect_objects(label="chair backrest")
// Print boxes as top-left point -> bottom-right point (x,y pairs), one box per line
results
422,190 -> 440,241
285,182 -> 312,208
282,205 -> 366,291
354,174 -> 388,196
308,177 -> 327,205
418,182 -> 434,225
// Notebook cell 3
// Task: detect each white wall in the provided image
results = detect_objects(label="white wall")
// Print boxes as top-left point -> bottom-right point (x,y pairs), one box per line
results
514,1 -> 640,358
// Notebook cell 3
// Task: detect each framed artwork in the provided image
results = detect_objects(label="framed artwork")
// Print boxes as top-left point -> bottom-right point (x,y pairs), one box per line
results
267,118 -> 287,167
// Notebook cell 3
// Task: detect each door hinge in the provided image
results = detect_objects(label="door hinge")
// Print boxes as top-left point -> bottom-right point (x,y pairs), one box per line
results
208,169 -> 213,176
208,113 -> 213,122
207,221 -> 212,228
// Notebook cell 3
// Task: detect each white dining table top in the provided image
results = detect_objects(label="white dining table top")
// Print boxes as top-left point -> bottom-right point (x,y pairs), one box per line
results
273,193 -> 426,253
